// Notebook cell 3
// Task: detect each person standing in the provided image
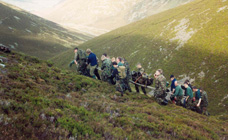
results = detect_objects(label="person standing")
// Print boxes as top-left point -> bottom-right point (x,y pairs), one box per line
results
70,47 -> 87,75
86,49 -> 98,79
184,82 -> 194,109
101,54 -> 113,84
134,63 -> 147,95
200,88 -> 210,116
170,75 -> 177,93
111,62 -> 126,96
170,82 -> 184,106
122,58 -> 132,92
154,69 -> 167,104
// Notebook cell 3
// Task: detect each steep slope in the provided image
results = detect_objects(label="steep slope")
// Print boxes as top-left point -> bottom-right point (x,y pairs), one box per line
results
0,2 -> 92,60
53,0 -> 228,115
41,0 -> 194,35
0,51 -> 228,139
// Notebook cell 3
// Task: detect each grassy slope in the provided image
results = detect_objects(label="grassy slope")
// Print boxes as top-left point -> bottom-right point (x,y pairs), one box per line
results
0,51 -> 228,139
0,2 -> 92,60
53,0 -> 228,115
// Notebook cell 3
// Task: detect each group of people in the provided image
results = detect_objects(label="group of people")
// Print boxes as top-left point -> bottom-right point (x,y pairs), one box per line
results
70,48 -> 209,116
169,76 -> 209,116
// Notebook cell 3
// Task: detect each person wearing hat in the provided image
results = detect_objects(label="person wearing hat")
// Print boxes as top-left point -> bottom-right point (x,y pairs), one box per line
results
170,75 -> 177,93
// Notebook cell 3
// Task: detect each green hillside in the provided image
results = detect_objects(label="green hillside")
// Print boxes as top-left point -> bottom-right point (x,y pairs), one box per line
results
0,2 -> 92,60
52,0 -> 228,115
0,51 -> 227,139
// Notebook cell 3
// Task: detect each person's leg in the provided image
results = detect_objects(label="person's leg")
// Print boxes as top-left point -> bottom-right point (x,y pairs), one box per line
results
186,99 -> 193,110
90,65 -> 96,79
94,68 -> 101,80
127,79 -> 132,92
135,85 -> 140,93
176,96 -> 183,106
155,91 -> 163,104
141,87 -> 147,95
116,80 -> 124,96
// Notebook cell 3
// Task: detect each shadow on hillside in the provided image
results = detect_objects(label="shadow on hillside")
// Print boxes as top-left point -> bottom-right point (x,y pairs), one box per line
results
61,34 -> 228,116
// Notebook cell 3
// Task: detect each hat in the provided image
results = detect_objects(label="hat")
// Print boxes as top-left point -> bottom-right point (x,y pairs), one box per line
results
112,62 -> 117,65
170,75 -> 174,78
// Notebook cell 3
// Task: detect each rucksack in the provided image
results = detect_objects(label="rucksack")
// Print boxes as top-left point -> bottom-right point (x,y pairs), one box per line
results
117,66 -> 126,79
77,50 -> 87,60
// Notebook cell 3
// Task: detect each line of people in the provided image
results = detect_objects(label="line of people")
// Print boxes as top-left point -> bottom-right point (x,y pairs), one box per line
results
70,48 -> 209,116
170,75 -> 209,116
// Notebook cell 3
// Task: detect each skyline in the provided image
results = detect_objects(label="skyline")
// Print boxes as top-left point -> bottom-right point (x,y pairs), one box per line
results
1,0 -> 63,12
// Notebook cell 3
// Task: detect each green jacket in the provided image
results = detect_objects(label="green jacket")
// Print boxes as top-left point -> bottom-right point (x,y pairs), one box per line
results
186,86 -> 193,99
101,58 -> 112,77
155,74 -> 167,91
75,49 -> 87,61
124,61 -> 131,79
171,85 -> 183,97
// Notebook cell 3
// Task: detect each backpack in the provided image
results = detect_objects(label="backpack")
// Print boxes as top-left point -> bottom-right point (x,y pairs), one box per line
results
77,50 -> 87,60
117,66 -> 126,79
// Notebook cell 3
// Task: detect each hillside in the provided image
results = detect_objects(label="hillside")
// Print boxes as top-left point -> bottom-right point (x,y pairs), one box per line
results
53,0 -> 228,115
1,50 -> 228,139
41,0 -> 193,35
0,1 -> 92,60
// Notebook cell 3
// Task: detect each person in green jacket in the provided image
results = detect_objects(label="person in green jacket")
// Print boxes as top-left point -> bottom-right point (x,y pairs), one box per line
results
154,69 -> 167,105
101,54 -> 113,84
116,57 -> 124,66
200,88 -> 210,116
184,82 -> 193,109
192,86 -> 202,113
69,47 -> 87,75
122,58 -> 132,92
135,63 -> 147,95
170,82 -> 184,106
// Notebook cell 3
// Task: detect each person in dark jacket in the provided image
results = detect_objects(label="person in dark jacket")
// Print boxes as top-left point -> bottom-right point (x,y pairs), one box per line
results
111,62 -> 126,96
170,75 -> 177,93
86,49 -> 98,79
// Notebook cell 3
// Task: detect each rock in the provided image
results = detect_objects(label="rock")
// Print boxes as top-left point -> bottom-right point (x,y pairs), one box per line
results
49,116 -> 55,122
81,88 -> 87,92
0,64 -> 5,68
40,113 -> 46,120
66,93 -> 72,98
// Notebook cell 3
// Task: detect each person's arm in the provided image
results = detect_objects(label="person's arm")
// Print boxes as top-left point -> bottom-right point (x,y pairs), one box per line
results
172,87 -> 179,97
101,61 -> 105,70
197,98 -> 202,107
74,53 -> 78,65
185,88 -> 189,101
74,60 -> 78,65
87,55 -> 91,65
174,81 -> 178,87
186,96 -> 189,101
